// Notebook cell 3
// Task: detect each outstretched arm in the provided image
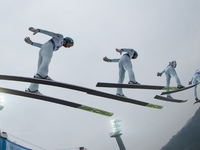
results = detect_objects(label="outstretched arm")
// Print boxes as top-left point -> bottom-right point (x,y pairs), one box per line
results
103,56 -> 120,63
189,77 -> 194,85
157,69 -> 165,77
116,48 -> 134,55
28,27 -> 63,39
24,37 -> 42,48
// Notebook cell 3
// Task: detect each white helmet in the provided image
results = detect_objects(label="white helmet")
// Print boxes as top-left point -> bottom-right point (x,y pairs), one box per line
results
195,69 -> 200,74
170,60 -> 177,68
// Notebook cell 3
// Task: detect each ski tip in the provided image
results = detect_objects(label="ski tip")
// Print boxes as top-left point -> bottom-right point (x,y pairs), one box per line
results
160,92 -> 165,95
96,82 -> 107,87
96,82 -> 100,87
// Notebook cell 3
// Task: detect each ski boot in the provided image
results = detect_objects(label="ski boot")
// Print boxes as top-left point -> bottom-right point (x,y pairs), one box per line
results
25,88 -> 43,95
34,74 -> 53,81
116,93 -> 126,98
177,85 -> 185,89
167,95 -> 173,99
128,81 -> 140,85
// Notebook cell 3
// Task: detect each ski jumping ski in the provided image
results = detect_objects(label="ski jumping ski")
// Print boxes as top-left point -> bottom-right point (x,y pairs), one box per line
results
0,75 -> 163,109
154,95 -> 187,103
0,86 -> 113,117
96,82 -> 178,90
161,83 -> 200,95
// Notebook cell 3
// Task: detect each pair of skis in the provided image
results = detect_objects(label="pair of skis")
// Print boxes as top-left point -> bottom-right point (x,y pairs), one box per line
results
1,75 -> 195,117
96,82 -> 199,103
0,75 -> 163,117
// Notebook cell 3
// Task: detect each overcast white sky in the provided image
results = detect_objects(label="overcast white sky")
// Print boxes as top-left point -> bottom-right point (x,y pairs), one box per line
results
0,0 -> 200,149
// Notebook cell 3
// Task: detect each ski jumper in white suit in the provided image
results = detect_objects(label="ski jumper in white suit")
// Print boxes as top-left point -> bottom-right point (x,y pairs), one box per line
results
25,27 -> 74,93
157,61 -> 184,98
189,69 -> 200,101
103,48 -> 139,97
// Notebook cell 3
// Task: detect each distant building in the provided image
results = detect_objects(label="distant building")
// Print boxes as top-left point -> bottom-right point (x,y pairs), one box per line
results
0,132 -> 31,150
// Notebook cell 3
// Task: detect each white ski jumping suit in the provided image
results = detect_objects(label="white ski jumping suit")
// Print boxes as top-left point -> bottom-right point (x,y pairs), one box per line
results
189,69 -> 200,101
158,61 -> 184,98
28,29 -> 64,92
109,48 -> 138,96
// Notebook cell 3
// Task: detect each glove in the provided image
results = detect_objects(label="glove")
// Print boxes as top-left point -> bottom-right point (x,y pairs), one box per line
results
116,48 -> 123,55
24,37 -> 33,45
29,27 -> 39,35
103,56 -> 111,62
188,81 -> 192,85
157,72 -> 162,77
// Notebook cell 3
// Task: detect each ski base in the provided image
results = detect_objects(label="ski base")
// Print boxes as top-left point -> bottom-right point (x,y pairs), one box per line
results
154,95 -> 187,103
96,82 -> 177,90
0,87 -> 113,117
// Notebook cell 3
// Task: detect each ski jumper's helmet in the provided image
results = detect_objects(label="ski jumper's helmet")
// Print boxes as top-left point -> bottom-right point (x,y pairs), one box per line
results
170,60 -> 177,68
64,37 -> 74,46
195,69 -> 200,74
132,51 -> 138,59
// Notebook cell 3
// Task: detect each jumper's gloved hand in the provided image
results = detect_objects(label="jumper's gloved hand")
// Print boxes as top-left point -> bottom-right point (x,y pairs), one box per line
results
116,48 -> 123,55
157,72 -> 162,77
188,81 -> 192,85
103,56 -> 111,62
24,37 -> 33,45
29,27 -> 39,35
